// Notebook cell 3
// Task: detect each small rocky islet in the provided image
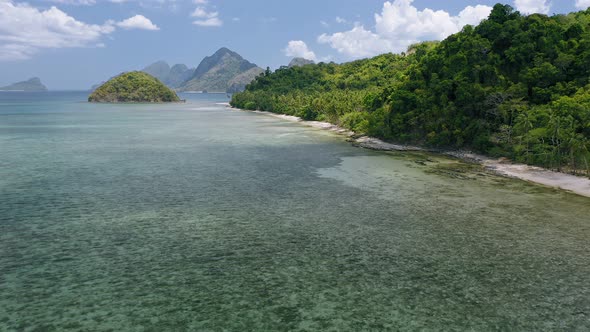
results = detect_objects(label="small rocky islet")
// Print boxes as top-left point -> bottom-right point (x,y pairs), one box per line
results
0,77 -> 47,91
88,71 -> 181,103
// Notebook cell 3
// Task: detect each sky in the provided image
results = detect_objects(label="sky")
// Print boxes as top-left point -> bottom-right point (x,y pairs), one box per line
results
0,0 -> 586,89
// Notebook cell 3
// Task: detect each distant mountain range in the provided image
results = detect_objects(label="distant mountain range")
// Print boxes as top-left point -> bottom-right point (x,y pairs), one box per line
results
0,77 -> 47,91
178,48 -> 263,93
139,47 -> 264,93
92,49 -> 312,93
142,61 -> 194,89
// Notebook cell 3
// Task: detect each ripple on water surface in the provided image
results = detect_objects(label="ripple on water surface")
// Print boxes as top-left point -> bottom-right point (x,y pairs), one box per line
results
1,92 -> 590,331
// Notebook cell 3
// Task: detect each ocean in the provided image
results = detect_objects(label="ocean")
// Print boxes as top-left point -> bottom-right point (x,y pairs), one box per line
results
1,91 -> 589,330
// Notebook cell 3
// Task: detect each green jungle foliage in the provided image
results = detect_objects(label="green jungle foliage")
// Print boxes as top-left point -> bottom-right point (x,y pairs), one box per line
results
232,4 -> 590,175
89,71 -> 180,103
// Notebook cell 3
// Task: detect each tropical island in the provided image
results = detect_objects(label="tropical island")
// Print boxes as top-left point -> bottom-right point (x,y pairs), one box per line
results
91,47 -> 264,94
88,71 -> 181,103
0,77 -> 47,91
232,4 -> 590,177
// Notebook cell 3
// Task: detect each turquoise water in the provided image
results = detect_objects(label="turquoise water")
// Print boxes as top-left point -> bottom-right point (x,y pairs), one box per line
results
1,91 -> 589,331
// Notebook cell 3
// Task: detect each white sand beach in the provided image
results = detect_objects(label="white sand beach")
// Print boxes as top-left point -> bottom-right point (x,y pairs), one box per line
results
236,108 -> 590,198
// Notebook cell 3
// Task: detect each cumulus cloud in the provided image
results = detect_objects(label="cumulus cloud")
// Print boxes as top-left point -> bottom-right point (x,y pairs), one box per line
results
49,0 -> 178,5
318,25 -> 392,59
514,0 -> 551,14
0,1 -> 113,60
116,14 -> 159,30
575,0 -> 590,9
50,0 -> 97,5
193,17 -> 222,27
0,0 -> 158,60
191,5 -> 222,27
318,0 -> 492,59
0,44 -> 37,61
49,0 -> 133,5
191,7 -> 217,18
283,40 -> 317,61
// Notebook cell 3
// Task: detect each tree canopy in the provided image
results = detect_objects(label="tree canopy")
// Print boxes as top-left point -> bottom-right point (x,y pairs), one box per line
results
89,71 -> 180,103
231,4 -> 590,175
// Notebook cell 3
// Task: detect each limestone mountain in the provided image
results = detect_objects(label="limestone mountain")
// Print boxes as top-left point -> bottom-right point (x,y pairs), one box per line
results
88,71 -> 180,103
0,77 -> 47,91
141,61 -> 194,89
96,48 -> 262,93
227,67 -> 265,93
142,61 -> 170,82
288,58 -> 315,67
168,64 -> 194,88
179,47 -> 263,93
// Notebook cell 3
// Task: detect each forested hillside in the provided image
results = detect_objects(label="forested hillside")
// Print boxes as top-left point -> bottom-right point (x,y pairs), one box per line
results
88,71 -> 180,103
231,4 -> 590,175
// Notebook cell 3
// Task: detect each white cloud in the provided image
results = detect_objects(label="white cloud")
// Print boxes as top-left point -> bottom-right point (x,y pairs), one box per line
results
0,1 -> 158,60
318,0 -> 492,59
49,0 -> 179,7
49,0 -> 134,5
0,44 -> 36,61
50,0 -> 97,5
320,20 -> 329,28
335,16 -> 347,24
575,0 -> 590,9
514,0 -> 550,14
191,6 -> 217,18
318,25 -> 393,59
116,14 -> 159,30
194,0 -> 208,4
191,5 -> 223,27
193,17 -> 222,27
456,5 -> 496,27
283,40 -> 317,61
0,1 -> 114,60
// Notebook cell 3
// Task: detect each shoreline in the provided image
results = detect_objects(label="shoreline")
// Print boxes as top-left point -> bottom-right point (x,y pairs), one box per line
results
230,106 -> 590,198
88,100 -> 187,104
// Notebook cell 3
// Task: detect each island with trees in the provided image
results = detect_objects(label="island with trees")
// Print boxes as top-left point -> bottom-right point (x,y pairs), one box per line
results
88,71 -> 181,103
231,4 -> 590,176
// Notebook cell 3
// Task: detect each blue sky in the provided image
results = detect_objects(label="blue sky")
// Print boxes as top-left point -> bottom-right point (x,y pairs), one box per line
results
0,0 -> 584,89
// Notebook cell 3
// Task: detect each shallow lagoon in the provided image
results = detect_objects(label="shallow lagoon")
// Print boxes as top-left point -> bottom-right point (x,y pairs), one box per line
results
1,92 -> 589,330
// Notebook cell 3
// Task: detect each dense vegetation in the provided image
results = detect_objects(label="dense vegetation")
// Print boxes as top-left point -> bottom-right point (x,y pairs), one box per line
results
232,4 -> 590,175
89,71 -> 180,103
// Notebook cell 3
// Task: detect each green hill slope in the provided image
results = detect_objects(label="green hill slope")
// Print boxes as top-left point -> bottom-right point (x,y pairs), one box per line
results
88,71 -> 180,103
232,4 -> 590,174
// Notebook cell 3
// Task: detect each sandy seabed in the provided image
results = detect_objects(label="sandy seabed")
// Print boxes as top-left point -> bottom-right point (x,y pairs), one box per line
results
234,107 -> 590,198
